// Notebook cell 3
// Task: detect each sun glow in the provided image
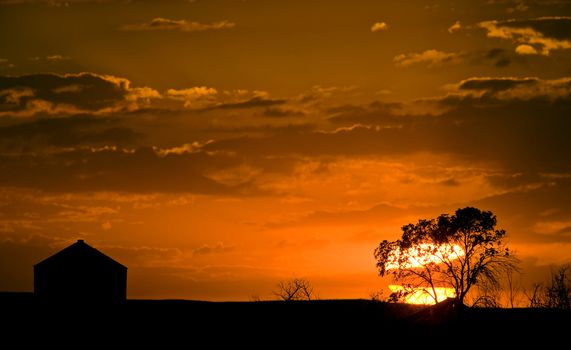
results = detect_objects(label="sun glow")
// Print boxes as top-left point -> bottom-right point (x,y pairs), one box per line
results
389,285 -> 456,305
385,243 -> 463,304
385,243 -> 465,270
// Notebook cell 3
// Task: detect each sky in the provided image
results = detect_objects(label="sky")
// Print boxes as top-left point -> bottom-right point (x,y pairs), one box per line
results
1,0 -> 571,300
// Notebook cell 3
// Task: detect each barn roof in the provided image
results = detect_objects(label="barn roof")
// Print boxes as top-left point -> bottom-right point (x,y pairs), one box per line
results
34,240 -> 127,270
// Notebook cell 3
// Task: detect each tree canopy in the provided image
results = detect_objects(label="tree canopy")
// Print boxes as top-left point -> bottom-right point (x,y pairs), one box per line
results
375,207 -> 517,305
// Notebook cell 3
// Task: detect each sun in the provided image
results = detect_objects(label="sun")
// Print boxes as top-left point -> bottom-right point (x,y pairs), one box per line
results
388,285 -> 456,305
385,243 -> 464,304
385,243 -> 465,270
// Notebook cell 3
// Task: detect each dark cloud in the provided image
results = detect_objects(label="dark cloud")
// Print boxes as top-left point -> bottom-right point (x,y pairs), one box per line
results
1,75 -> 570,199
473,47 -> 531,68
263,107 -> 305,118
0,73 -> 124,111
474,178 -> 571,244
0,115 -> 141,152
0,147 -> 248,194
496,16 -> 571,41
483,48 -> 512,67
204,76 -> 571,177
480,17 -> 571,55
0,73 -> 159,117
484,172 -> 543,189
418,78 -> 571,173
204,125 -> 409,158
439,178 -> 460,187
485,48 -> 506,59
327,101 -> 408,125
201,123 -> 316,137
121,18 -> 235,32
494,57 -> 511,67
444,76 -> 571,103
457,77 -> 539,91
205,96 -> 287,110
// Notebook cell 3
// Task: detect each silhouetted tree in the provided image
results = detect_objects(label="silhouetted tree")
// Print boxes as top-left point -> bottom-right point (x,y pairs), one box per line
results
473,268 -> 523,308
471,278 -> 502,308
249,295 -> 262,302
274,278 -> 316,301
545,265 -> 571,310
525,266 -> 571,309
369,290 -> 385,302
524,283 -> 547,308
505,268 -> 523,308
375,207 -> 518,305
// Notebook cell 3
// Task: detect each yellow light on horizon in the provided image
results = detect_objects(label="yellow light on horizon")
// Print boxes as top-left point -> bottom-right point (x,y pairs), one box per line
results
385,243 -> 465,270
389,285 -> 456,305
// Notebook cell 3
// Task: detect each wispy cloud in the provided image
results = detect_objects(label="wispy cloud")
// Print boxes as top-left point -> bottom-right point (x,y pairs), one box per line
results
166,86 -> 218,108
121,18 -> 236,32
515,44 -> 539,55
166,87 -> 285,110
448,21 -> 462,33
394,49 -> 462,67
370,22 -> 388,32
192,242 -> 234,255
46,54 -> 70,61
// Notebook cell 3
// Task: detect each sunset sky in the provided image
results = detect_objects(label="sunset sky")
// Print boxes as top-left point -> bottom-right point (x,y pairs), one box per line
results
1,0 -> 571,300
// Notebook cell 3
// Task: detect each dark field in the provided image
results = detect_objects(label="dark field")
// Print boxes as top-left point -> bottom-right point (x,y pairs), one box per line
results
1,292 -> 569,346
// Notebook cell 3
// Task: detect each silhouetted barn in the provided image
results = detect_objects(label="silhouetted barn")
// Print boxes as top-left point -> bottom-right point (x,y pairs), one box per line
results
34,240 -> 127,304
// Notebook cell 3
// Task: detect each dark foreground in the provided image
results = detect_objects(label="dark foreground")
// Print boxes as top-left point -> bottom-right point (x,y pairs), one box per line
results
1,292 -> 569,346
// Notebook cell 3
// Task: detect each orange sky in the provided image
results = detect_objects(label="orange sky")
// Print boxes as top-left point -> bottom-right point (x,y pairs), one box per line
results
1,0 -> 571,300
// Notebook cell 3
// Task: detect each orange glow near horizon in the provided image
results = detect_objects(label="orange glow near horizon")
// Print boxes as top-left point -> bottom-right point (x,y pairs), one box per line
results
385,243 -> 465,271
389,285 -> 456,305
